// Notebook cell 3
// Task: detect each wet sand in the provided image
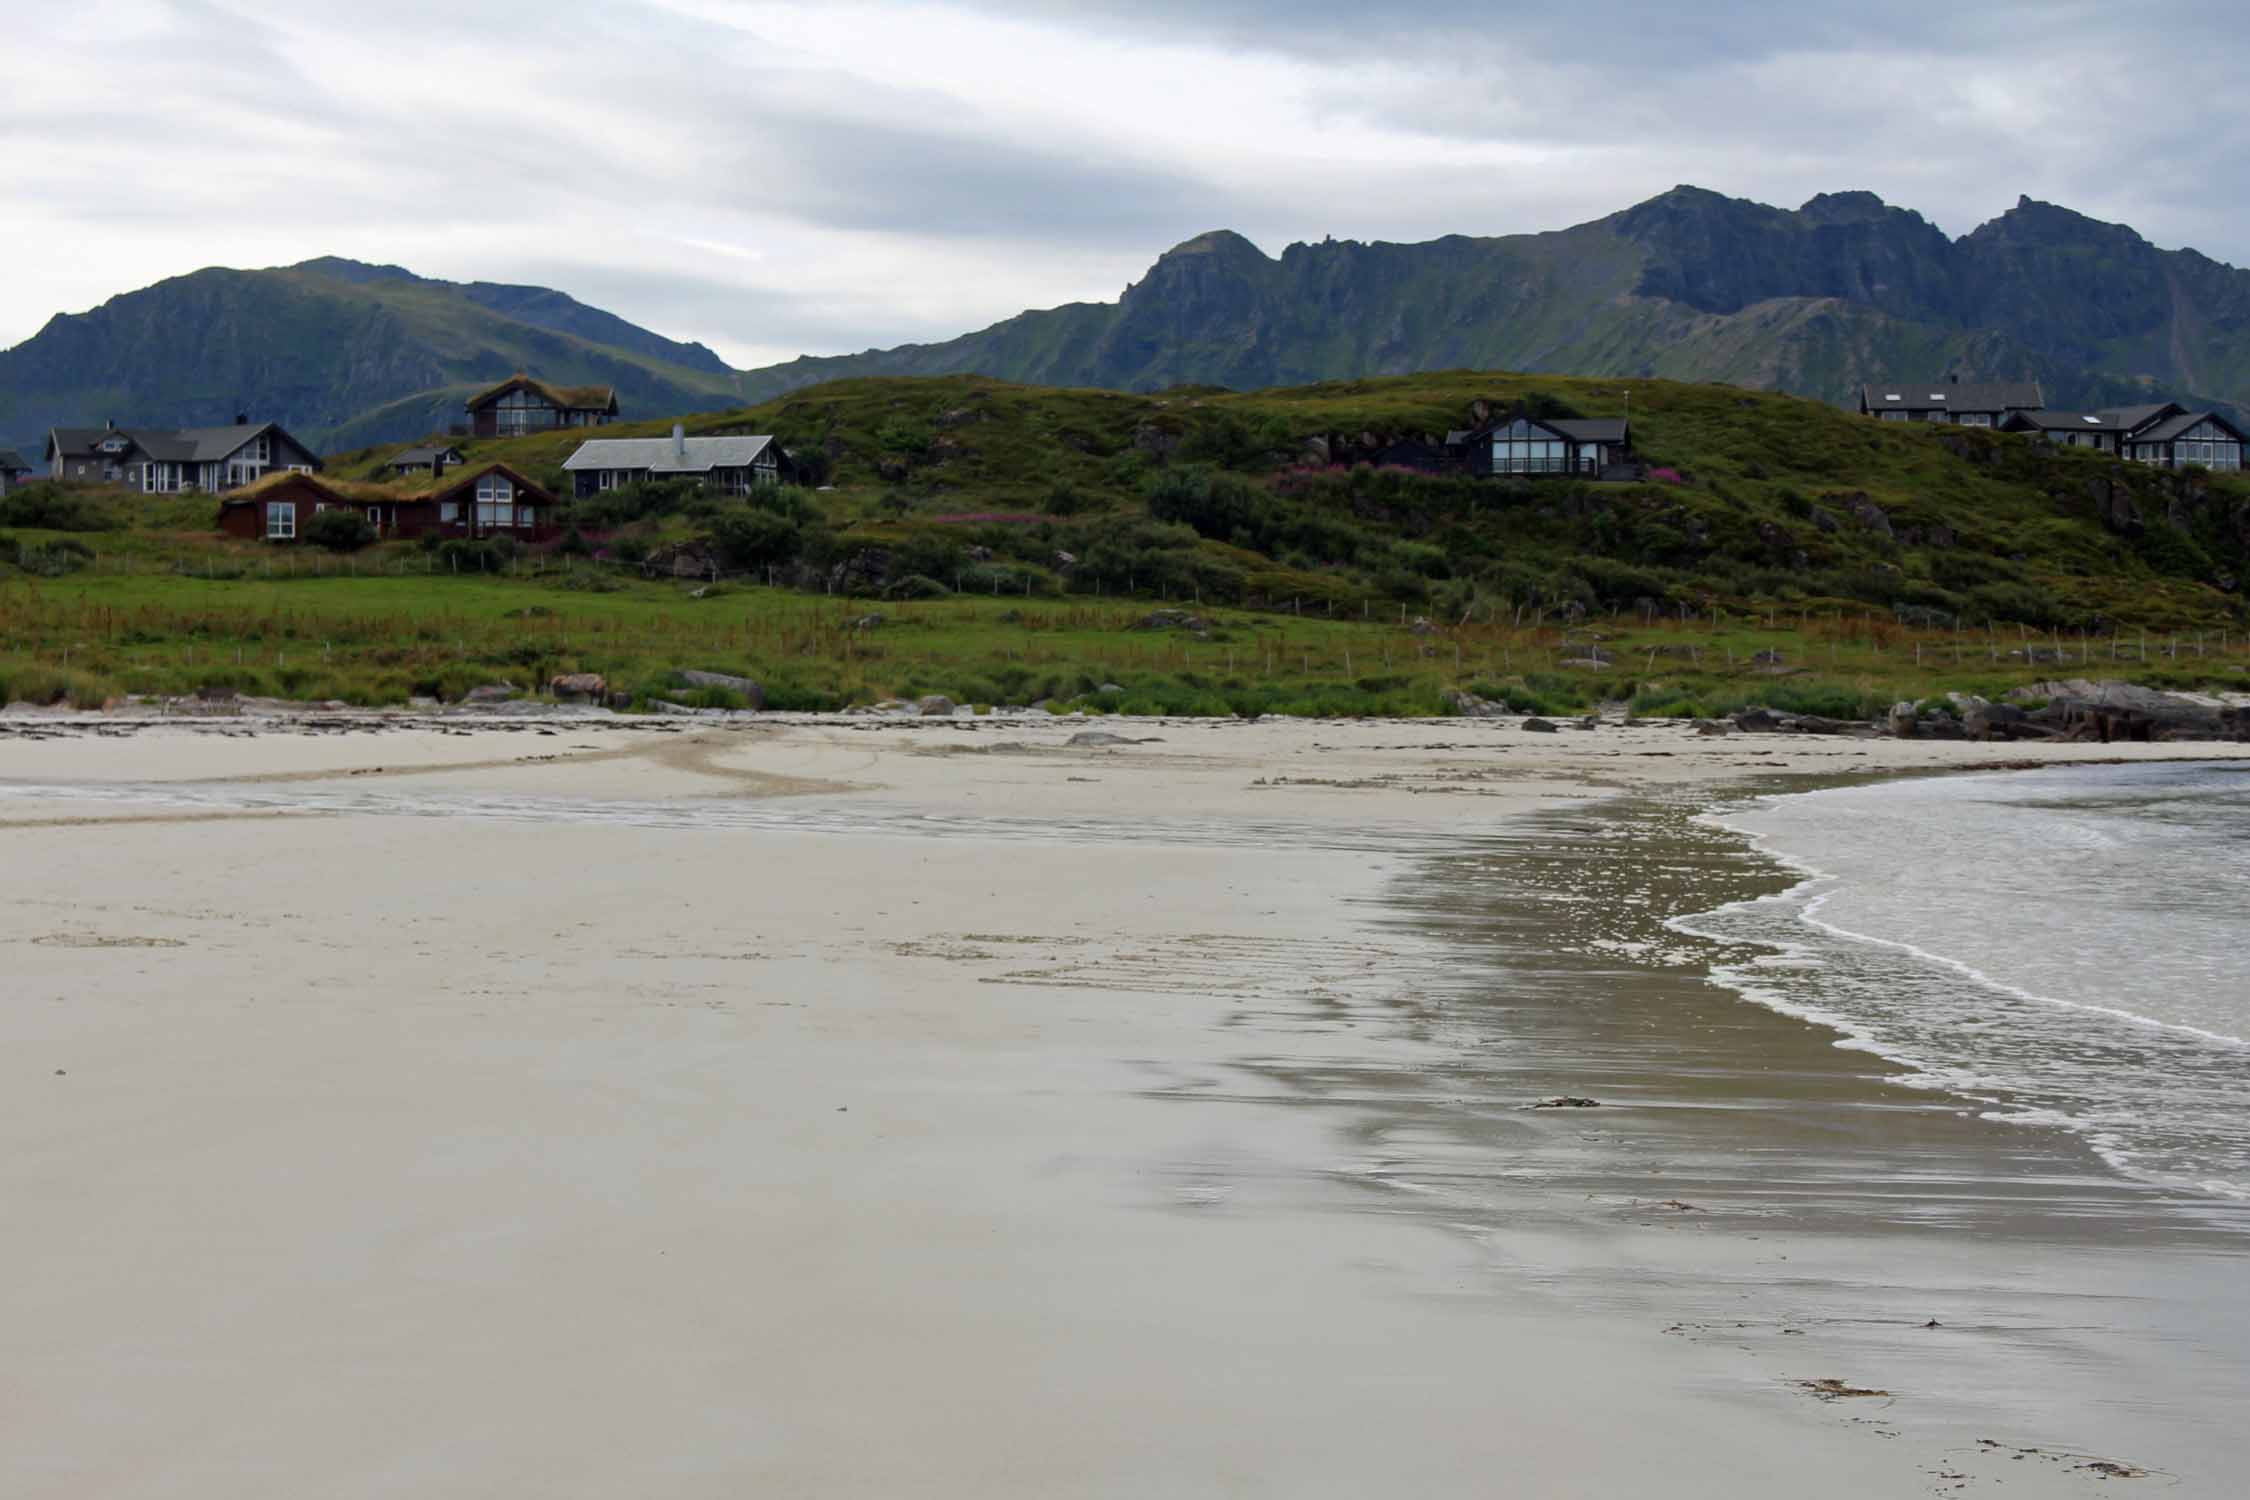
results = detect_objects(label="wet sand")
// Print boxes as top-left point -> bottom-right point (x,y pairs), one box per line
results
2,713 -> 2245,1496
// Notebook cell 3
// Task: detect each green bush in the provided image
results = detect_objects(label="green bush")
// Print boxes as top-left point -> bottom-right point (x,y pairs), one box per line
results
0,484 -> 123,532
303,507 -> 376,552
704,509 -> 803,571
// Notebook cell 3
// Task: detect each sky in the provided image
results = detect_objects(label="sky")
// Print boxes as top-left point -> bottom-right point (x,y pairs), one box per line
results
5,0 -> 2247,369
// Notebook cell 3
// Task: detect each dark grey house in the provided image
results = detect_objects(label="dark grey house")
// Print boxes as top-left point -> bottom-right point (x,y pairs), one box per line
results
0,448 -> 31,492
43,419 -> 321,493
1446,413 -> 1636,479
560,426 -> 791,499
2118,409 -> 2245,471
1858,379 -> 2043,425
1999,401 -> 2243,471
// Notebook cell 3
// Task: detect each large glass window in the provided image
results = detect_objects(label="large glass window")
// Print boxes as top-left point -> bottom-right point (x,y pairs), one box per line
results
1489,419 -> 1577,474
476,473 -> 515,527
265,502 -> 295,540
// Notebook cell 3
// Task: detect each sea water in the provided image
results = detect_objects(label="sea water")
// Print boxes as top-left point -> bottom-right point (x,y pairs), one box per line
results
1677,763 -> 2250,1201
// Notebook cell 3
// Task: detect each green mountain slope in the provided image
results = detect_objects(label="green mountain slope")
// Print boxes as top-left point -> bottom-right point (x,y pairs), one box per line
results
729,189 -> 2250,419
12,186 -> 2250,462
0,259 -> 743,457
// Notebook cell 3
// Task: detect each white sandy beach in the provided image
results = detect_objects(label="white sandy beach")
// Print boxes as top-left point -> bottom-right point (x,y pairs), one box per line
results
3,713 -> 2246,1497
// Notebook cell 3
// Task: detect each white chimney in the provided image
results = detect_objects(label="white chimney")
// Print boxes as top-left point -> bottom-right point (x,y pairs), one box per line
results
673,423 -> 686,462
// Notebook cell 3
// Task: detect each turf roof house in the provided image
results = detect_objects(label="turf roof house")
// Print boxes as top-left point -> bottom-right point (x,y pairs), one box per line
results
1444,409 -> 1637,479
42,418 -> 319,492
388,443 -> 466,478
216,462 -> 558,543
465,375 -> 620,438
561,425 -> 792,499
1857,378 -> 2044,425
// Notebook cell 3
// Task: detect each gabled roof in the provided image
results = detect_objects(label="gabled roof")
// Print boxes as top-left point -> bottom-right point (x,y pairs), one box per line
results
47,427 -> 143,461
464,374 -> 620,414
2003,409 -> 2127,433
2123,409 -> 2247,445
2092,403 -> 2186,437
1446,412 -> 1629,446
0,448 -> 30,474
1860,380 -> 2043,412
43,422 -> 314,467
561,434 -> 777,473
390,444 -> 465,466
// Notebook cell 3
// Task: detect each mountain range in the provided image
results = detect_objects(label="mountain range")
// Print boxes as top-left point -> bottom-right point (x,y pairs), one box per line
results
6,185 -> 2250,458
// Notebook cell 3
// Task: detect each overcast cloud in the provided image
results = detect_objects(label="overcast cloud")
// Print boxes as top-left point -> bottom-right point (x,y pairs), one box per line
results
3,0 -> 2245,367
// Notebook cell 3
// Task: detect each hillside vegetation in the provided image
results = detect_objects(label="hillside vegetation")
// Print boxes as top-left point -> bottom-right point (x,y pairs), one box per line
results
5,370 -> 2249,717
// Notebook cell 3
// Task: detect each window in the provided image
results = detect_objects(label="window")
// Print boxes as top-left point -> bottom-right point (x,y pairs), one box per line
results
440,502 -> 459,522
265,502 -> 296,540
1487,418 -> 1581,475
1879,411 -> 1910,422
1958,413 -> 1991,428
476,473 -> 515,527
288,463 -> 313,475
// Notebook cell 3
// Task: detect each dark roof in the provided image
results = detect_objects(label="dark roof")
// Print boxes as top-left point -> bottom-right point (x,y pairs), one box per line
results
2125,409 -> 2247,445
390,444 -> 464,466
464,375 -> 620,414
2092,403 -> 2185,436
0,447 -> 29,473
2005,409 -> 2126,433
1446,413 -> 1629,445
44,422 -> 310,466
1860,380 -> 2043,412
47,427 -> 139,461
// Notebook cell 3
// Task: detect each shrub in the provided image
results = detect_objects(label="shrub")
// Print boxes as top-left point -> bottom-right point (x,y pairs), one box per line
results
0,484 -> 123,532
704,509 -> 803,571
303,507 -> 376,552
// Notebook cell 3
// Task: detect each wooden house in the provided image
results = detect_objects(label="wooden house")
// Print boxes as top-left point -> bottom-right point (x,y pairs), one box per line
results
43,418 -> 320,492
2118,409 -> 2245,472
465,375 -> 620,438
0,448 -> 30,493
1446,410 -> 1636,479
1858,378 -> 2043,426
561,425 -> 790,498
388,443 -> 467,478
1999,401 -> 2243,471
216,463 -> 559,543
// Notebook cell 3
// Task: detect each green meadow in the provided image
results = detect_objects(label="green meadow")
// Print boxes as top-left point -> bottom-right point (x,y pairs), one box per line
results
5,371 -> 2249,716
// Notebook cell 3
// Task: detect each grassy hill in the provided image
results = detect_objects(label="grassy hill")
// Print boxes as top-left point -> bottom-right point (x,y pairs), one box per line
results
5,370 -> 2248,716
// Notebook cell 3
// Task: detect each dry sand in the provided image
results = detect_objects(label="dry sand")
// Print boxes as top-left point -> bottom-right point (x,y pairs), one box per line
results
2,712 -> 2245,1497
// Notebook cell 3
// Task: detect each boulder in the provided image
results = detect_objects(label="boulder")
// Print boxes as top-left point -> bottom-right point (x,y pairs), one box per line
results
549,673 -> 607,703
675,670 -> 765,709
464,683 -> 517,704
1731,707 -> 1782,733
1519,717 -> 1560,733
1886,701 -> 1918,738
916,695 -> 959,718
1445,691 -> 1504,718
1693,719 -> 1736,736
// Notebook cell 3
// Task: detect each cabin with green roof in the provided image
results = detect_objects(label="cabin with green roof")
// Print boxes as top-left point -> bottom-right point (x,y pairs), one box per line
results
465,375 -> 620,439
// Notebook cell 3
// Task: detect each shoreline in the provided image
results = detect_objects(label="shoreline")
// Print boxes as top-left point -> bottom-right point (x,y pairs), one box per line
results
2,717 -> 2245,1495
